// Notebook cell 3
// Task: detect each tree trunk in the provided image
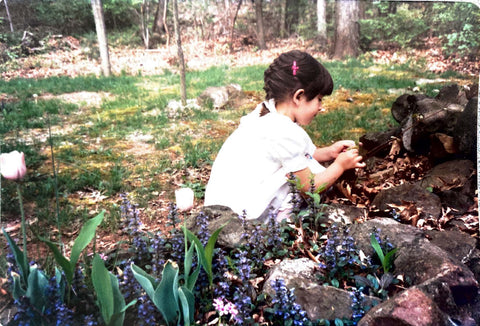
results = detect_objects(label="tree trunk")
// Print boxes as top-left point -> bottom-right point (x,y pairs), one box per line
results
163,0 -> 170,46
3,0 -> 14,32
280,0 -> 287,38
152,0 -> 166,34
332,0 -> 360,59
229,0 -> 243,53
172,0 -> 186,106
358,0 -> 366,20
91,0 -> 111,77
255,0 -> 267,50
141,1 -> 151,49
317,0 -> 327,43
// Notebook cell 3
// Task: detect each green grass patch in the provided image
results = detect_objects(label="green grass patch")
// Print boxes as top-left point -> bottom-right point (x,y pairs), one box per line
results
0,75 -> 140,98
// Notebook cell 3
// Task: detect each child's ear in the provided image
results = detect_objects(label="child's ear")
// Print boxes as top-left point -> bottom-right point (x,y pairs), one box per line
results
293,89 -> 304,105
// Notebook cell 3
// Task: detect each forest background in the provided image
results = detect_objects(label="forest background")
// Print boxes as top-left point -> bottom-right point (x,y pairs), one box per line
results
1,0 -> 479,74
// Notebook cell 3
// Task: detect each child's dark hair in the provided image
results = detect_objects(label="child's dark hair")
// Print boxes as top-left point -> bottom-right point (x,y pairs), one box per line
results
263,50 -> 333,103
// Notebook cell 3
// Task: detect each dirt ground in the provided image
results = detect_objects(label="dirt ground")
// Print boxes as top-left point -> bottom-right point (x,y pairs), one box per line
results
2,36 -> 479,81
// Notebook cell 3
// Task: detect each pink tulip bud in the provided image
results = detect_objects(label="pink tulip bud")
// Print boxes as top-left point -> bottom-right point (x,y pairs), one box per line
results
0,151 -> 27,180
175,187 -> 194,211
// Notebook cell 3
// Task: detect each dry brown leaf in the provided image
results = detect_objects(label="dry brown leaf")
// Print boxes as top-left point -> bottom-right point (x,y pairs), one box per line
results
388,138 -> 402,157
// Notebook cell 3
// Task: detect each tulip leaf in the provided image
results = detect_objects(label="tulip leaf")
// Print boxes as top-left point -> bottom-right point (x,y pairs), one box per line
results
370,233 -> 397,274
93,254 -> 135,326
182,222 -> 227,286
2,228 -> 29,285
178,286 -> 195,326
182,228 -> 207,277
370,233 -> 385,264
10,271 -> 25,300
154,261 -> 180,325
70,210 -> 104,270
183,242 -> 195,282
25,267 -> 49,313
41,211 -> 104,288
204,222 -> 228,284
184,241 -> 201,291
108,270 -> 133,326
41,238 -> 74,285
92,254 -> 115,324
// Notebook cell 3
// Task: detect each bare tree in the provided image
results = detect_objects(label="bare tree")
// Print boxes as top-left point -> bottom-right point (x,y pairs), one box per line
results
91,0 -> 111,76
172,0 -> 186,106
133,0 -> 152,49
254,0 -> 267,50
152,0 -> 167,35
332,0 -> 360,59
162,0 -> 170,46
229,0 -> 243,53
1,0 -> 14,32
317,0 -> 327,43
280,0 -> 287,38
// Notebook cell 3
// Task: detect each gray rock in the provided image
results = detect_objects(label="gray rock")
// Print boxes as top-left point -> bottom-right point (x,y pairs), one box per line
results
425,228 -> 477,264
394,236 -> 478,305
371,183 -> 442,219
453,97 -> 478,160
359,127 -> 402,158
322,203 -> 367,225
435,84 -> 469,107
420,159 -> 475,192
197,84 -> 245,110
400,96 -> 463,153
350,218 -> 478,306
349,218 -> 425,258
419,159 -> 476,213
358,287 -> 449,326
263,258 -> 379,321
186,205 -> 245,248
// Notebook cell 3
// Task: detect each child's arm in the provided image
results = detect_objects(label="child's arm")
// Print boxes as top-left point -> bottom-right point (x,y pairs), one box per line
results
293,148 -> 365,192
313,140 -> 357,162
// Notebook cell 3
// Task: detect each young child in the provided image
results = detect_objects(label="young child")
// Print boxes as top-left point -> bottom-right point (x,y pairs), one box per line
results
204,50 -> 365,221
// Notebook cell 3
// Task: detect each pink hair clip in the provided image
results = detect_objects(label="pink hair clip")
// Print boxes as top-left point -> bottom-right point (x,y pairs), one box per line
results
292,61 -> 299,76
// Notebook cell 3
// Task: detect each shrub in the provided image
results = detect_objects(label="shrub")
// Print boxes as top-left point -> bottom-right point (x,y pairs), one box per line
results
359,3 -> 429,50
430,2 -> 480,57
34,0 -> 95,35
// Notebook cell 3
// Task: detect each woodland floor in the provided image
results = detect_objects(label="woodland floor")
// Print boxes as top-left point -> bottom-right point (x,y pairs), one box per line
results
0,37 -> 479,320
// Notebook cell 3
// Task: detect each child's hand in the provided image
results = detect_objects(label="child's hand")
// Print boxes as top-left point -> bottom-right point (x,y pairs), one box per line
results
335,148 -> 366,170
328,140 -> 357,159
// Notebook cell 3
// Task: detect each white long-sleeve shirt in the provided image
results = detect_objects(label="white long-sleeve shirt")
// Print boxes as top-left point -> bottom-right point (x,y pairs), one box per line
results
204,99 -> 324,220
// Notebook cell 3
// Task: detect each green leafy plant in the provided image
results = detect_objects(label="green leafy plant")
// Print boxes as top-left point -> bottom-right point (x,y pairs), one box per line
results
130,222 -> 225,325
131,261 -> 194,326
181,223 -> 226,286
2,228 -> 31,298
370,233 -> 397,274
359,3 -> 429,49
41,210 -> 105,290
92,254 -> 137,326
354,273 -> 394,300
3,228 -> 69,324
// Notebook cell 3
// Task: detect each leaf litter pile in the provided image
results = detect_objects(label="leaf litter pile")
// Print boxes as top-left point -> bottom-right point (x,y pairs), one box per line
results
325,142 -> 478,236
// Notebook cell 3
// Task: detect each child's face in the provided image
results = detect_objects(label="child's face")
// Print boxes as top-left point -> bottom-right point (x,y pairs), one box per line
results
295,94 -> 324,126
